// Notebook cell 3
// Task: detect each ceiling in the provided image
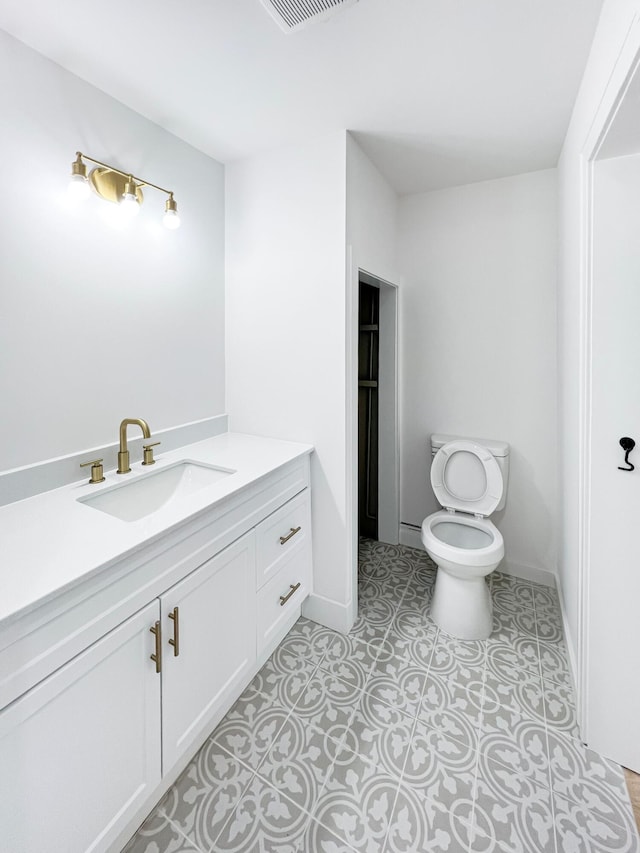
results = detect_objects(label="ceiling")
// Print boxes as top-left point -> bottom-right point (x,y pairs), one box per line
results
598,60 -> 640,160
0,0 -> 603,194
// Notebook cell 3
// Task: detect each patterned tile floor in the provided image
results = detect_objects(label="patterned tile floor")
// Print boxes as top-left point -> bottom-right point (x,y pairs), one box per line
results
123,540 -> 640,852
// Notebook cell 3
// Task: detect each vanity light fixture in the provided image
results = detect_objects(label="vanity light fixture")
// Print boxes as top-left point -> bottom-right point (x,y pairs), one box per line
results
68,152 -> 181,229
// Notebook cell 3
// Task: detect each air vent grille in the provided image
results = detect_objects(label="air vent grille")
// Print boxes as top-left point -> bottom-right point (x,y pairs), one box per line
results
260,0 -> 359,33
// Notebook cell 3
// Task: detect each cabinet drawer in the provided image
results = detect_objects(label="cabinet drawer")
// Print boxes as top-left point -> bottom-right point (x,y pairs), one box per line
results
256,548 -> 312,658
255,490 -> 310,590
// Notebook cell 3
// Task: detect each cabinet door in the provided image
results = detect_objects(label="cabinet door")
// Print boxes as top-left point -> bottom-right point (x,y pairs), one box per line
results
0,601 -> 161,853
161,532 -> 256,772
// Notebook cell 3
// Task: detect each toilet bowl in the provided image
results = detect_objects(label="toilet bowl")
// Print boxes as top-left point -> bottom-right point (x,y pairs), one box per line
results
421,510 -> 504,639
421,436 -> 509,640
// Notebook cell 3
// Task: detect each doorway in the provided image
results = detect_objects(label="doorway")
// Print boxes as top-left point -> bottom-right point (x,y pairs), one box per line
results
356,270 -> 399,546
358,281 -> 379,539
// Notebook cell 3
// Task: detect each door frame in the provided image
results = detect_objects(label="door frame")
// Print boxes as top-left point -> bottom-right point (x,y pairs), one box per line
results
345,251 -> 400,627
359,269 -> 399,545
576,28 -> 640,742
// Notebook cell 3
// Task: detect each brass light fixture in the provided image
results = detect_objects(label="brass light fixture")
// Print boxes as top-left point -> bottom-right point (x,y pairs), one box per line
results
68,152 -> 181,229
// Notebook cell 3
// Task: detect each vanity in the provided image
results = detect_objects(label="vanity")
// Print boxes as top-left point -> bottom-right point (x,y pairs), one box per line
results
0,432 -> 313,853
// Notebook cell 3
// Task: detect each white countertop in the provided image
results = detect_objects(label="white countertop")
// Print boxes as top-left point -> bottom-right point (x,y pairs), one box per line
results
0,432 -> 313,628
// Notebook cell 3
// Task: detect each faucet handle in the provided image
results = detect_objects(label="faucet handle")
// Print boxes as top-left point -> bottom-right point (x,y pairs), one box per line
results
142,442 -> 161,466
80,458 -> 105,484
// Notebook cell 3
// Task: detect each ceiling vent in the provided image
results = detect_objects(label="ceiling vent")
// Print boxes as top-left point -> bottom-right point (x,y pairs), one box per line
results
259,0 -> 359,33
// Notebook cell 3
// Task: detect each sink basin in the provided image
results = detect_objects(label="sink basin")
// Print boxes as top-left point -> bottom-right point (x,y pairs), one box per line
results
78,460 -> 236,522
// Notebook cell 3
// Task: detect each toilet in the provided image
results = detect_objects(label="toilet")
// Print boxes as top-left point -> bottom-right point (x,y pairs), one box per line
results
421,434 -> 510,640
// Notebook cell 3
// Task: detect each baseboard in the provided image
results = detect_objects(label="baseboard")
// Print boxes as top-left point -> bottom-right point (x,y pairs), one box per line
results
302,592 -> 355,635
500,559 -> 557,589
0,414 -> 229,506
399,522 -> 423,550
555,575 -> 579,696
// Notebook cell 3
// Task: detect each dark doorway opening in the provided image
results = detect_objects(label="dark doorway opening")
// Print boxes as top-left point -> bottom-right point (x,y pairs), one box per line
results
358,281 -> 379,540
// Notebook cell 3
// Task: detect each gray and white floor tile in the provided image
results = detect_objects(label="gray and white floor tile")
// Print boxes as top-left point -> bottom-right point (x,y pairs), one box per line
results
384,780 -> 474,852
213,774 -> 309,852
158,740 -> 253,851
320,632 -> 381,690
470,764 -> 556,852
123,543 -> 639,853
255,716 -> 338,813
121,809 -> 202,853
210,689 -> 291,772
313,747 -> 400,853
341,690 -> 415,779
419,670 -> 484,749
289,667 -> 362,743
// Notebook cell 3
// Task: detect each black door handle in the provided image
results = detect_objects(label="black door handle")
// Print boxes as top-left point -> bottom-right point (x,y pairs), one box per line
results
618,437 -> 635,471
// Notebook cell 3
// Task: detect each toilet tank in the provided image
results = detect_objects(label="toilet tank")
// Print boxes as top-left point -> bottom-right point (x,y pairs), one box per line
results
430,433 -> 510,512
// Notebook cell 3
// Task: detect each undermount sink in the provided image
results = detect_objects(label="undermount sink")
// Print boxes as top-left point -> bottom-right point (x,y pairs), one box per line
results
78,460 -> 236,522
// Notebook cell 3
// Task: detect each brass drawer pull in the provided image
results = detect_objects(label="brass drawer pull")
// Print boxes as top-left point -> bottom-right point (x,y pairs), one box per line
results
150,621 -> 162,674
279,526 -> 301,545
168,606 -> 180,657
279,582 -> 301,607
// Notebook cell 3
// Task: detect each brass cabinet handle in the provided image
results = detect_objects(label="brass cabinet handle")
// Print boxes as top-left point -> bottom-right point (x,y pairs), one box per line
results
279,582 -> 301,607
150,620 -> 162,674
168,606 -> 180,657
279,526 -> 301,545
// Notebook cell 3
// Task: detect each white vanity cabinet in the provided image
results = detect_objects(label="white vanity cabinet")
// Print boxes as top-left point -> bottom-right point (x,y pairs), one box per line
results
0,447 -> 313,853
0,601 -> 162,853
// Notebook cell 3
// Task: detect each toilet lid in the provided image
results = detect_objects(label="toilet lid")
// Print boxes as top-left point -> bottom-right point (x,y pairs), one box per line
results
430,440 -> 503,517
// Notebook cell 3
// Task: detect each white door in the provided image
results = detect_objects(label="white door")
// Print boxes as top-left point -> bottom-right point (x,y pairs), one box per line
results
587,151 -> 640,771
161,532 -> 257,772
0,600 -> 162,853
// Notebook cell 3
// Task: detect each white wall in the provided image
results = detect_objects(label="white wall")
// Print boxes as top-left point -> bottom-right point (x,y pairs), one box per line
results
0,30 -> 226,472
346,135 -> 400,547
225,131 -> 351,631
346,134 -> 399,285
397,170 -> 558,580
557,0 -> 640,670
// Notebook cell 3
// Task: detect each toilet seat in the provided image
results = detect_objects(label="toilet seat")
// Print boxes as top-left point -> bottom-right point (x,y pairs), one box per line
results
421,510 -> 504,570
430,440 -> 503,517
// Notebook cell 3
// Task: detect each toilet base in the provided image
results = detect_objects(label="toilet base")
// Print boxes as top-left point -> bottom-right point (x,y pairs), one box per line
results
430,567 -> 494,640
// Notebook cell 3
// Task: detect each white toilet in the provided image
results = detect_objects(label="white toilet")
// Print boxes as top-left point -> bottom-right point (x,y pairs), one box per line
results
421,434 -> 510,640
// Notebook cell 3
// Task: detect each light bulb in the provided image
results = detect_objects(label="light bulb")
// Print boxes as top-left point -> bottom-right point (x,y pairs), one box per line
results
67,173 -> 90,201
163,209 -> 181,230
120,192 -> 140,217
163,195 -> 180,229
68,153 -> 90,201
120,177 -> 140,217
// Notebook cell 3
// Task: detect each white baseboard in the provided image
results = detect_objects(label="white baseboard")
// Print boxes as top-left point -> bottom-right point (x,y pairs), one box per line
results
500,559 -> 556,589
399,524 -> 556,588
555,575 -> 579,695
399,523 -> 423,550
302,592 -> 355,635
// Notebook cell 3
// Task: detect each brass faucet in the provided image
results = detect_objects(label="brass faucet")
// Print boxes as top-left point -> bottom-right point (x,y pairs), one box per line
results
117,418 -> 151,474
